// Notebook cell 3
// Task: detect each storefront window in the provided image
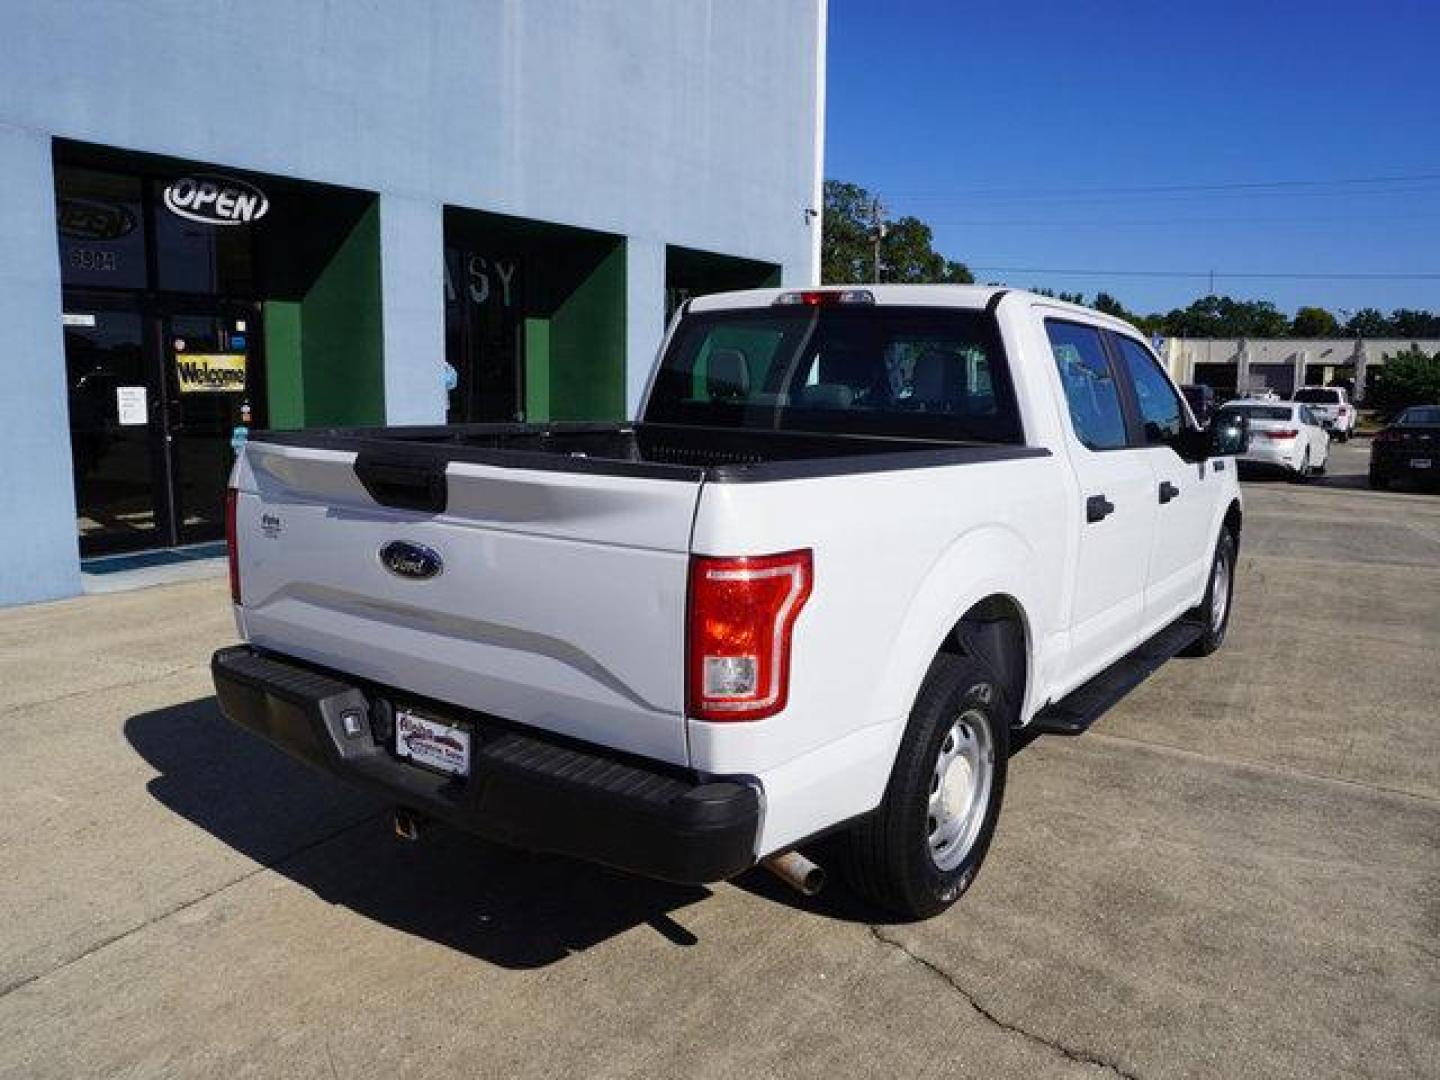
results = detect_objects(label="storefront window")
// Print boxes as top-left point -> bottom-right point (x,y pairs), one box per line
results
444,247 -> 525,423
55,168 -> 147,290
154,178 -> 256,294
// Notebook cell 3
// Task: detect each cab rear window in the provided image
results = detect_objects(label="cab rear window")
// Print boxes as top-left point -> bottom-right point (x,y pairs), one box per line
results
1293,388 -> 1341,404
645,306 -> 1023,443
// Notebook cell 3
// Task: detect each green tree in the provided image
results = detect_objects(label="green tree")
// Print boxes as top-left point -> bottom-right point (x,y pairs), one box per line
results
1159,295 -> 1290,338
1031,287 -> 1086,303
1092,291 -> 1135,320
1389,309 -> 1440,337
820,180 -> 973,285
1291,306 -> 1340,337
1366,347 -> 1440,417
1344,308 -> 1393,337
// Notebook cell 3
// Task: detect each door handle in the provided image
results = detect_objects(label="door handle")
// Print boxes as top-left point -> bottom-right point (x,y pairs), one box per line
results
1159,481 -> 1180,504
1085,494 -> 1115,523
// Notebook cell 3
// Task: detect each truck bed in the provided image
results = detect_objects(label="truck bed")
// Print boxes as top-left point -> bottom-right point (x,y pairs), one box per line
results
253,421 -> 1046,490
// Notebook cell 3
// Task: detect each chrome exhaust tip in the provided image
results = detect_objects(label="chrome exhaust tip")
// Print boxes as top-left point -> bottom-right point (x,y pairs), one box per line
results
762,850 -> 826,896
392,807 -> 424,842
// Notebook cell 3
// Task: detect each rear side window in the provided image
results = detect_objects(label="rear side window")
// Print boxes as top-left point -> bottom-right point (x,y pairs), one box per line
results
645,305 -> 1023,443
1294,387 -> 1341,404
1045,321 -> 1127,451
1114,336 -> 1185,445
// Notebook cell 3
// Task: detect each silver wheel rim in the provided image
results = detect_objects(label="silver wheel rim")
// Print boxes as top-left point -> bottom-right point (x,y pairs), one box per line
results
1210,546 -> 1231,631
927,707 -> 994,871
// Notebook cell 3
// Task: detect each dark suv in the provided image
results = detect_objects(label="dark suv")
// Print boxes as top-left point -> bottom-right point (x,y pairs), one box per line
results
1370,405 -> 1440,489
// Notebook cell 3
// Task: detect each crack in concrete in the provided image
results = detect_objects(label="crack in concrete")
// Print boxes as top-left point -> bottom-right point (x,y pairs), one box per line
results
0,662 -> 201,722
0,810 -> 383,1001
868,925 -> 1142,1080
1088,730 -> 1439,806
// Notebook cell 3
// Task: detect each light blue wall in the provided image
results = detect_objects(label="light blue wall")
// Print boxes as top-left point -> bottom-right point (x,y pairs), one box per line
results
0,0 -> 825,605
379,195 -> 448,426
0,123 -> 82,605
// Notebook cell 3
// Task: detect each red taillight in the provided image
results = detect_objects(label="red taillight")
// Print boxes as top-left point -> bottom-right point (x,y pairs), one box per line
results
687,549 -> 813,722
1262,428 -> 1299,440
225,486 -> 241,605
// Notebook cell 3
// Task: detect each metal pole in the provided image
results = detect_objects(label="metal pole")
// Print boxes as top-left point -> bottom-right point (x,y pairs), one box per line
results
871,198 -> 886,283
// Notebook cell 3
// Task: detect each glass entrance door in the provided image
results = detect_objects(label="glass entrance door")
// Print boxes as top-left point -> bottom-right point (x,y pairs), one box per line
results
64,298 -> 166,554
62,294 -> 263,555
163,305 -> 263,545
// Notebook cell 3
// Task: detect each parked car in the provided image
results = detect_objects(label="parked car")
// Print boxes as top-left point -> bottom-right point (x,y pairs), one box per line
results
1369,404 -> 1440,489
1180,383 -> 1216,424
1291,386 -> 1355,441
1218,400 -> 1330,482
211,285 -> 1247,920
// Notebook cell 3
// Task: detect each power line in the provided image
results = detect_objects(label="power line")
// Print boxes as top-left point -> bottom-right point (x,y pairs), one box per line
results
969,265 -> 1440,281
887,171 -> 1440,201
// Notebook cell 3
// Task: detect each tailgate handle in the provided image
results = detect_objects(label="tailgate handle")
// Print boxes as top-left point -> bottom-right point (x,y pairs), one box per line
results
354,455 -> 448,513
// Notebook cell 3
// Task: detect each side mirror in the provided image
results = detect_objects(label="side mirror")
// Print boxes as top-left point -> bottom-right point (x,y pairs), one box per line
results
1207,413 -> 1249,457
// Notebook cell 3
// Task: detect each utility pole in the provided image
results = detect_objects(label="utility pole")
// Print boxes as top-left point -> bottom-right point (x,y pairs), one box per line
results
870,197 -> 887,283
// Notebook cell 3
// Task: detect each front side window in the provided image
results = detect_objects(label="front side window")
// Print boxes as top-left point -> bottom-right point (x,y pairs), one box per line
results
645,305 -> 1022,443
1045,321 -> 1127,451
1115,335 -> 1185,445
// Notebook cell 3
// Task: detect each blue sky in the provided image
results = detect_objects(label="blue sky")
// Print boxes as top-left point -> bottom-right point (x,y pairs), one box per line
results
824,0 -> 1440,317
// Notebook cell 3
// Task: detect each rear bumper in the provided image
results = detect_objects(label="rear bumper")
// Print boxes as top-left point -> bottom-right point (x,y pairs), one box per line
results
211,646 -> 761,884
1371,446 -> 1437,478
1239,441 -> 1301,470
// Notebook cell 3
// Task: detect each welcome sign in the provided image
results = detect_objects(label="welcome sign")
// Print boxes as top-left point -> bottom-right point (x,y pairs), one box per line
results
176,353 -> 247,393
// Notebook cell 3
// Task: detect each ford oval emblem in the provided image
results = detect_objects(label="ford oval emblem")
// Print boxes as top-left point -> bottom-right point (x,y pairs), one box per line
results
379,541 -> 443,580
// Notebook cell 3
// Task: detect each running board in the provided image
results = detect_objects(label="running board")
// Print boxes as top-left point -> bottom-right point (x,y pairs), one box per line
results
1028,618 -> 1205,736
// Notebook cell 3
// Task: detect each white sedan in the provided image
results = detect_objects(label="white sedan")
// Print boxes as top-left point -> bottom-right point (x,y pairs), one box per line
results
1219,400 -> 1331,481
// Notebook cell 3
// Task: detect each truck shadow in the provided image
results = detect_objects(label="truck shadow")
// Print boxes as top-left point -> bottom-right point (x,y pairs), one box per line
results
124,697 -> 711,969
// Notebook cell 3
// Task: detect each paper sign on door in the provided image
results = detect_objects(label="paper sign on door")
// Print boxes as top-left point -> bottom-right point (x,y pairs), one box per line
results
116,386 -> 148,426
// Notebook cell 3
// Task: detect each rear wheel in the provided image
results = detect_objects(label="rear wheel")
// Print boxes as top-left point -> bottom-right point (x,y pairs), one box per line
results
1183,528 -> 1236,657
842,654 -> 1008,920
1291,448 -> 1311,483
1369,469 -> 1388,490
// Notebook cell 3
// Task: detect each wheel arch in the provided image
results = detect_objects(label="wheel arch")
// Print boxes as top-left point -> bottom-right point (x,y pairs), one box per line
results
869,524 -> 1049,757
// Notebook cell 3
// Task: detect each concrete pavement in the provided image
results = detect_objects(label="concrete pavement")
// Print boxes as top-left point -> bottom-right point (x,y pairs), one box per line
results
1,437 -> 1436,1079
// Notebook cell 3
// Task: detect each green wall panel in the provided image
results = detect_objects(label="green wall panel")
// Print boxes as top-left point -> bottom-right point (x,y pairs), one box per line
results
524,317 -> 551,422
299,204 -> 385,426
548,244 -> 626,421
262,301 -> 304,429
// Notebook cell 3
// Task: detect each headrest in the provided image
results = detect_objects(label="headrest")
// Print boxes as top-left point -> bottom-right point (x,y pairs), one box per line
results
707,347 -> 750,400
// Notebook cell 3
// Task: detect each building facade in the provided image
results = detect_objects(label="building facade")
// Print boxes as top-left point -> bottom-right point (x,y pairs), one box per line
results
1162,337 -> 1440,400
0,0 -> 827,606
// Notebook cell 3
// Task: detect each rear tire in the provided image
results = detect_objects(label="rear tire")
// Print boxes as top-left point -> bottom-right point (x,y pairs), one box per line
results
1183,528 -> 1236,657
1291,449 -> 1311,483
841,654 -> 1008,920
1369,469 -> 1388,490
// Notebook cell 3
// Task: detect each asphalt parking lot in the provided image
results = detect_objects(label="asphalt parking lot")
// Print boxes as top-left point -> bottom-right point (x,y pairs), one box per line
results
1,437 -> 1436,1080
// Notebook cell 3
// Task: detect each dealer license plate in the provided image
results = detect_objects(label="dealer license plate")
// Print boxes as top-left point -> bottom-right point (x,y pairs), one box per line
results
1411,458 -> 1433,469
395,709 -> 471,777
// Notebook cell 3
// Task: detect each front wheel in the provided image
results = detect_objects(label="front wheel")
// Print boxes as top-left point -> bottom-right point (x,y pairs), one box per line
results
1183,528 -> 1237,657
841,655 -> 1008,920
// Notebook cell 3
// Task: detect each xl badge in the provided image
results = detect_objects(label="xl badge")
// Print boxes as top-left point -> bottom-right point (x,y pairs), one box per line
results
379,541 -> 443,580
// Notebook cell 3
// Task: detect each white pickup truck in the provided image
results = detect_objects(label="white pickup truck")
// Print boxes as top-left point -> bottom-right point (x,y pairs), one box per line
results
213,286 -> 1248,919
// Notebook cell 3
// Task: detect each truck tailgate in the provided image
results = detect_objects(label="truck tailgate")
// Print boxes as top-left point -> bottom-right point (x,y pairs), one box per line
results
233,440 -> 701,766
